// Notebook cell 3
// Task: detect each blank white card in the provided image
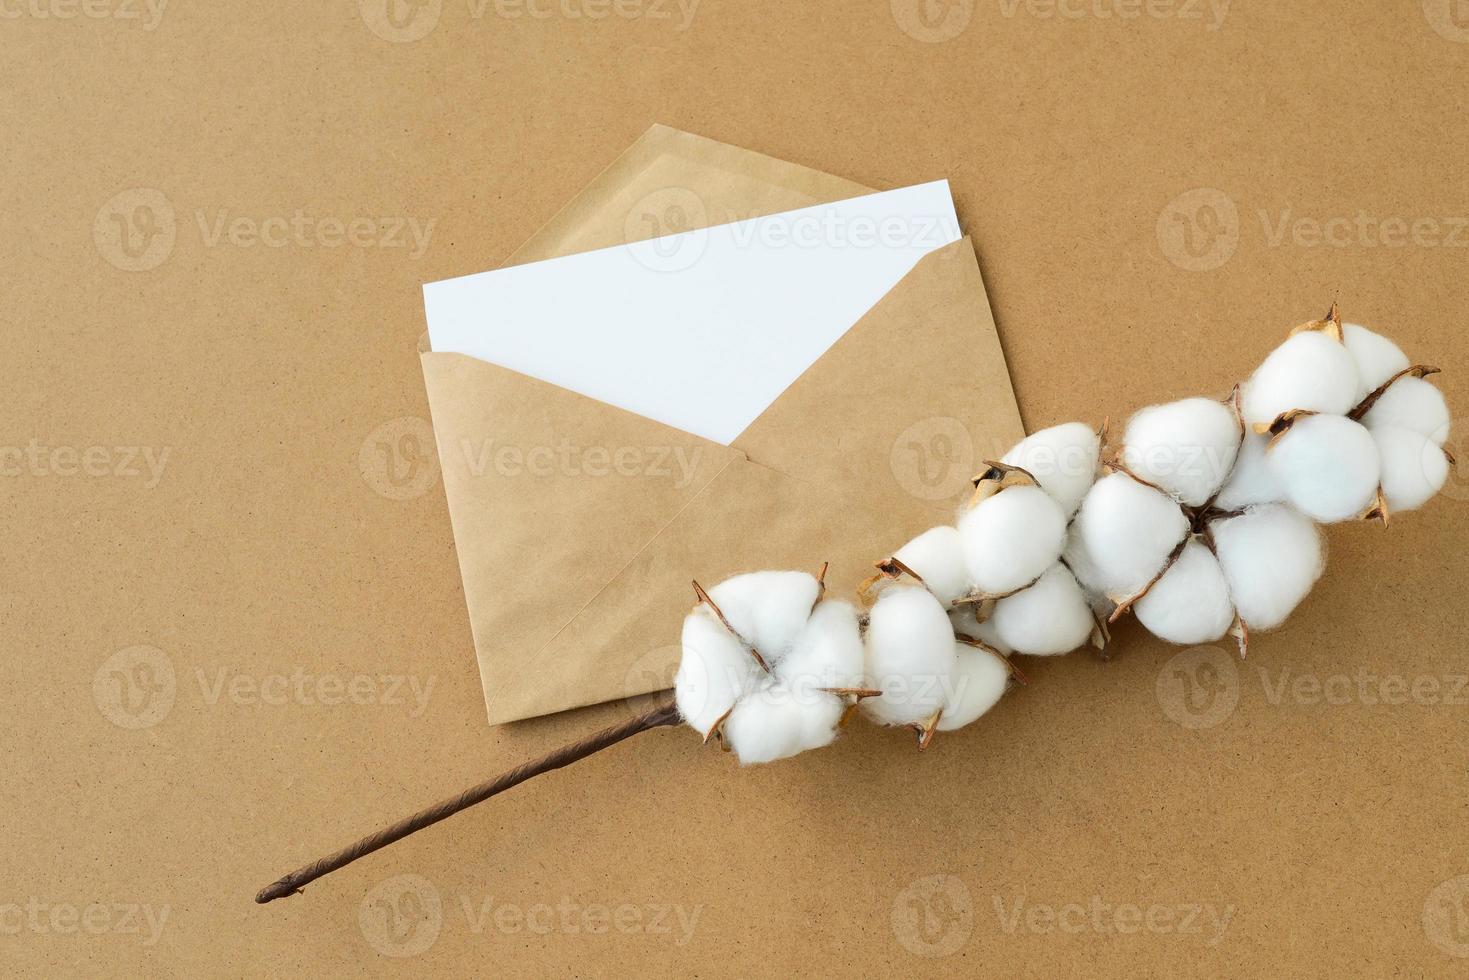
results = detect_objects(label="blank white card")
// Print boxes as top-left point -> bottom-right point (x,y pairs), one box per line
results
422,180 -> 960,445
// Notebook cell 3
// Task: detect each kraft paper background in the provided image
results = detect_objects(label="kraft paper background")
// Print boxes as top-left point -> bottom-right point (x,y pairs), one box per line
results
4,3 -> 1467,975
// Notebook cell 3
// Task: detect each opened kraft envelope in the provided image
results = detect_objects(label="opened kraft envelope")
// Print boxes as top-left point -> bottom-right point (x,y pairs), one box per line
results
419,125 -> 1024,724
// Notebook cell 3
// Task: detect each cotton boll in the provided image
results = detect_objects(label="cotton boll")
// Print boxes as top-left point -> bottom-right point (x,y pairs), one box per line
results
948,605 -> 1011,655
1133,539 -> 1235,644
676,609 -> 761,736
1373,425 -> 1450,514
707,571 -> 820,661
861,586 -> 957,727
723,683 -> 845,765
1241,331 -> 1360,426
935,645 -> 1009,732
681,579 -> 864,761
1121,398 -> 1241,506
1001,422 -> 1101,517
957,485 -> 1067,595
1071,472 -> 1189,598
1342,322 -> 1410,402
777,600 -> 866,695
1061,525 -> 1122,621
891,526 -> 971,605
1211,504 -> 1324,631
1265,415 -> 1381,523
1060,525 -> 1108,596
1212,432 -> 1285,511
990,564 -> 1094,657
1362,376 -> 1451,446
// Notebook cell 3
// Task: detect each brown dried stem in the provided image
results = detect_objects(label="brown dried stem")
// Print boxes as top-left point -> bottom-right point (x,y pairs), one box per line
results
694,579 -> 769,672
1348,364 -> 1441,421
255,696 -> 681,905
1108,537 -> 1189,624
1289,301 -> 1343,342
968,460 -> 1039,508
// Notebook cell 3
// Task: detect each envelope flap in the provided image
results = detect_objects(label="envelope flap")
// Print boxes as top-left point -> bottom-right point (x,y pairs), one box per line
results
419,347 -> 738,713
505,124 -> 874,266
734,237 -> 1025,513
517,453 -> 934,724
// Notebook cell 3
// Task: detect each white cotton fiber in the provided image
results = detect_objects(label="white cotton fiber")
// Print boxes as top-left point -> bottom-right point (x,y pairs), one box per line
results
723,683 -> 845,765
1266,415 -> 1382,523
861,586 -> 957,726
1121,397 -> 1241,506
1362,376 -> 1451,446
707,571 -> 820,660
892,526 -> 971,605
1060,525 -> 1107,595
1342,322 -> 1410,402
1133,538 -> 1235,644
948,605 -> 1012,655
1211,504 -> 1324,631
957,485 -> 1067,595
1070,472 -> 1189,598
676,608 -> 761,736
1241,331 -> 1360,426
935,644 -> 1010,732
989,564 -> 1094,657
1372,425 -> 1450,514
1001,422 -> 1101,517
777,599 -> 866,695
1212,432 -> 1285,512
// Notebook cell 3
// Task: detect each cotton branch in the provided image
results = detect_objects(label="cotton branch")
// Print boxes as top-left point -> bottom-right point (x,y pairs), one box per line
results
255,697 -> 680,904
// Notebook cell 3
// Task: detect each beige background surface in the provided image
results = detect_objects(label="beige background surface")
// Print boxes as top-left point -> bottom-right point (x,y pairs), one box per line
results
4,1 -> 1468,976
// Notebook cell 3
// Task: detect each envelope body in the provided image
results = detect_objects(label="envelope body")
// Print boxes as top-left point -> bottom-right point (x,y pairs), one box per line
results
419,125 -> 1024,724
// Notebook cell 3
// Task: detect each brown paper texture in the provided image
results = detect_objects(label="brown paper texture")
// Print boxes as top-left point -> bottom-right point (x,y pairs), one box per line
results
421,126 -> 1024,723
14,8 -> 1469,975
